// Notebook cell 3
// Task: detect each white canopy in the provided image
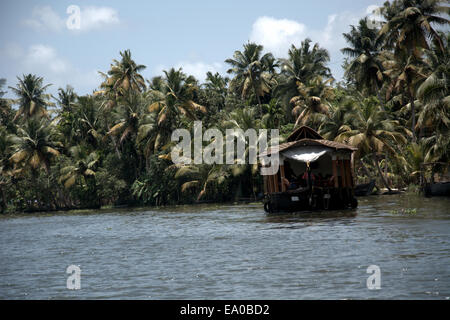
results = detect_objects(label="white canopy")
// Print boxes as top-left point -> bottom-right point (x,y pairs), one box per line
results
281,146 -> 332,163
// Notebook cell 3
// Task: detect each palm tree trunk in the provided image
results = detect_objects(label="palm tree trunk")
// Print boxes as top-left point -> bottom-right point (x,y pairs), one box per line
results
256,94 -> 262,112
359,158 -> 380,191
359,159 -> 372,179
92,178 -> 100,208
112,136 -> 121,159
31,169 -> 37,210
372,153 -> 391,192
252,81 -> 263,117
375,82 -> 385,111
419,126 -> 424,139
410,93 -> 416,142
360,161 -> 369,178
104,116 -> 122,159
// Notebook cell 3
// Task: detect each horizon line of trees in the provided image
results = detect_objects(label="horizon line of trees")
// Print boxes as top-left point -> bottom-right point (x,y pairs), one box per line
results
0,0 -> 448,213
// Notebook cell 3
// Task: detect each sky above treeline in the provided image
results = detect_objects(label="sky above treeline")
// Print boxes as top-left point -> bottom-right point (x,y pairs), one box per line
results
0,0 -> 385,97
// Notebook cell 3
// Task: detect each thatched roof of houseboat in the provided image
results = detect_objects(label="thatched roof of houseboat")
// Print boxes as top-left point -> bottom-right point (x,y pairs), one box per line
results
287,125 -> 323,142
261,126 -> 357,157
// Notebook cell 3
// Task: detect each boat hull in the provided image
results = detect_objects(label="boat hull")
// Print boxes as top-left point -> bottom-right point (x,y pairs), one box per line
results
264,188 -> 357,214
424,182 -> 450,197
354,179 -> 376,196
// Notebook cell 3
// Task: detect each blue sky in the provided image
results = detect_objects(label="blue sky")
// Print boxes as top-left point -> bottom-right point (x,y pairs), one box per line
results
0,0 -> 385,97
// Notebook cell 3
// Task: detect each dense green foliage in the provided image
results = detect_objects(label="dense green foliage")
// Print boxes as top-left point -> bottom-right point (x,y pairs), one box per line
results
0,0 -> 449,213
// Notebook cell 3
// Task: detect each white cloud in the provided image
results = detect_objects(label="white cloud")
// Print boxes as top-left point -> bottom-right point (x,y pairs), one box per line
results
310,11 -> 361,53
250,17 -> 307,57
22,5 -> 120,33
249,5 -> 382,80
79,6 -> 120,31
24,45 -> 70,74
154,62 -> 224,82
249,13 -> 361,57
23,6 -> 65,32
1,43 -> 101,96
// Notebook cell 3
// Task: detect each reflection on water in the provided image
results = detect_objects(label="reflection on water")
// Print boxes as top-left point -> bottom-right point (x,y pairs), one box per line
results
0,194 -> 449,299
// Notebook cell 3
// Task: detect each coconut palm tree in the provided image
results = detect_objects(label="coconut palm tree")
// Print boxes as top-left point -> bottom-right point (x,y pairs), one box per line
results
341,18 -> 386,107
202,72 -> 229,111
0,163 -> 9,213
416,32 -> 449,136
174,163 -> 229,201
281,39 -> 331,81
260,98 -> 284,129
9,74 -> 52,122
59,146 -> 99,187
68,95 -> 103,148
422,130 -> 450,164
385,51 -> 427,132
0,125 -> 12,213
405,142 -> 426,185
336,97 -> 410,190
59,145 -> 100,207
222,106 -> 274,199
136,112 -> 158,169
55,85 -> 77,113
318,95 -> 357,140
204,71 -> 229,93
9,118 -> 61,175
382,50 -> 427,141
277,39 -> 331,113
290,76 -> 334,129
148,68 -> 206,150
225,42 -> 277,113
0,79 -> 13,127
0,79 -> 6,97
106,91 -> 145,145
0,79 -> 10,114
99,49 -> 146,96
379,0 -> 449,56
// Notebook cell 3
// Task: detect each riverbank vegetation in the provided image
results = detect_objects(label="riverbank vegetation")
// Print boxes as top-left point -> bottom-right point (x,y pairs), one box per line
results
0,0 -> 449,213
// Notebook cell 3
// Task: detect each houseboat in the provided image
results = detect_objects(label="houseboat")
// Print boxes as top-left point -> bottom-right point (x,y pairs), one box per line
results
260,126 -> 358,214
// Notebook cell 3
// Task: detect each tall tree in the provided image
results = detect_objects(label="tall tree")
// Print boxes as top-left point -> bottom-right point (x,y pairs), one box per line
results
69,95 -> 103,148
106,91 -> 144,145
225,42 -> 277,114
336,97 -> 410,190
278,39 -> 331,95
59,145 -> 100,207
0,126 -> 12,213
9,118 -> 61,175
319,95 -> 357,140
277,39 -> 331,119
261,98 -> 284,129
381,50 -> 427,141
99,49 -> 146,96
0,79 -> 13,127
416,32 -> 450,136
55,85 -> 77,113
148,68 -> 206,150
202,72 -> 229,111
342,18 -> 386,106
9,74 -> 52,122
290,76 -> 334,129
379,0 -> 449,56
